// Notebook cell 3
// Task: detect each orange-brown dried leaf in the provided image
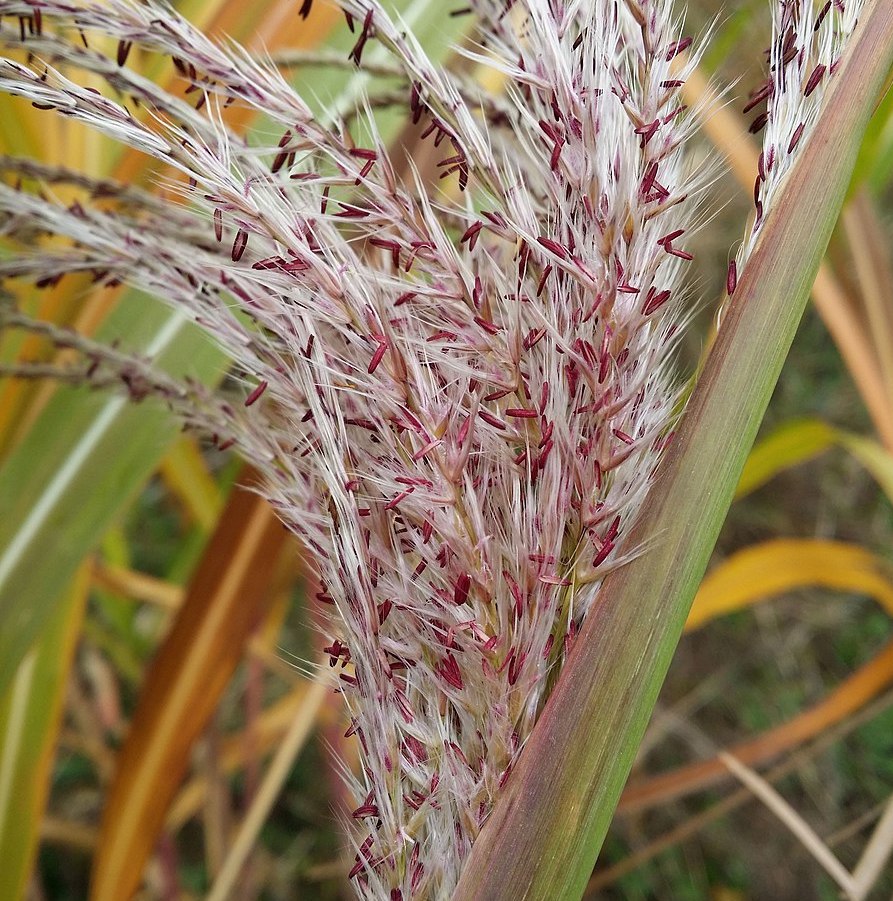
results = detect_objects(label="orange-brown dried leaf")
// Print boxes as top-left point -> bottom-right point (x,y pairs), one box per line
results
90,468 -> 290,901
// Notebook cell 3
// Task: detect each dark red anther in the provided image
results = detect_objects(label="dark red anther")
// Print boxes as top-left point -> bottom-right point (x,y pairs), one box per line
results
508,651 -> 526,686
403,735 -> 428,763
536,264 -> 552,297
368,339 -> 388,373
657,229 -> 692,260
641,161 -> 658,196
803,63 -> 827,97
665,36 -> 692,61
244,380 -> 268,406
634,119 -> 660,147
369,237 -> 401,268
523,327 -> 546,350
482,210 -> 507,230
727,259 -> 738,295
299,0 -> 313,18
787,122 -> 805,154
537,236 -> 568,260
662,104 -> 686,124
749,112 -> 768,134
334,203 -> 369,219
537,438 -> 554,468
410,850 -> 425,892
117,40 -> 132,67
543,633 -> 555,658
538,118 -> 559,142
385,487 -> 414,511
457,413 -> 473,446
231,228 -> 248,262
743,81 -> 772,114
352,792 -> 379,818
409,81 -> 423,123
454,573 -> 471,605
474,315 -> 501,335
437,153 -> 464,169
643,288 -> 672,315
598,343 -> 611,384
461,220 -> 483,249
213,207 -> 222,241
505,408 -> 538,419
405,239 -> 435,271
612,428 -> 634,444
438,654 -> 463,689
324,638 -> 351,665
478,409 -> 506,430
593,538 -> 614,567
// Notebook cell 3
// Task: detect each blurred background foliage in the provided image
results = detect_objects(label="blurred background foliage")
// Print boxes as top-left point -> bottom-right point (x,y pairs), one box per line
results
1,0 -> 892,898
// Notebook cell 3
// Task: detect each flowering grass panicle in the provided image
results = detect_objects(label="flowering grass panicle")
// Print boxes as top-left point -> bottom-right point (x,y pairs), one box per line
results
729,0 -> 865,292
0,0 -> 866,896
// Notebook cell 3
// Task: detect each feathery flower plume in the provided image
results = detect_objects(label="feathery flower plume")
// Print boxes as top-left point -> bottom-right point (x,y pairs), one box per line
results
0,0 -> 864,895
728,0 -> 864,295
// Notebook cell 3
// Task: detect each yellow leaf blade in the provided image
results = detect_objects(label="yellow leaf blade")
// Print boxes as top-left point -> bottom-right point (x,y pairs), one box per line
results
735,419 -> 837,499
687,538 -> 893,631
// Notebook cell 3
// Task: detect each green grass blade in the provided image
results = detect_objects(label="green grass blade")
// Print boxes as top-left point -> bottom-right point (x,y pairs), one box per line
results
0,296 -> 228,697
0,566 -> 89,901
451,4 -> 893,898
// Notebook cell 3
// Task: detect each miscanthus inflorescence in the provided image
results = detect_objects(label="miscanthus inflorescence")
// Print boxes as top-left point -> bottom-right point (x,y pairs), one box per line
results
0,0 -> 864,895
